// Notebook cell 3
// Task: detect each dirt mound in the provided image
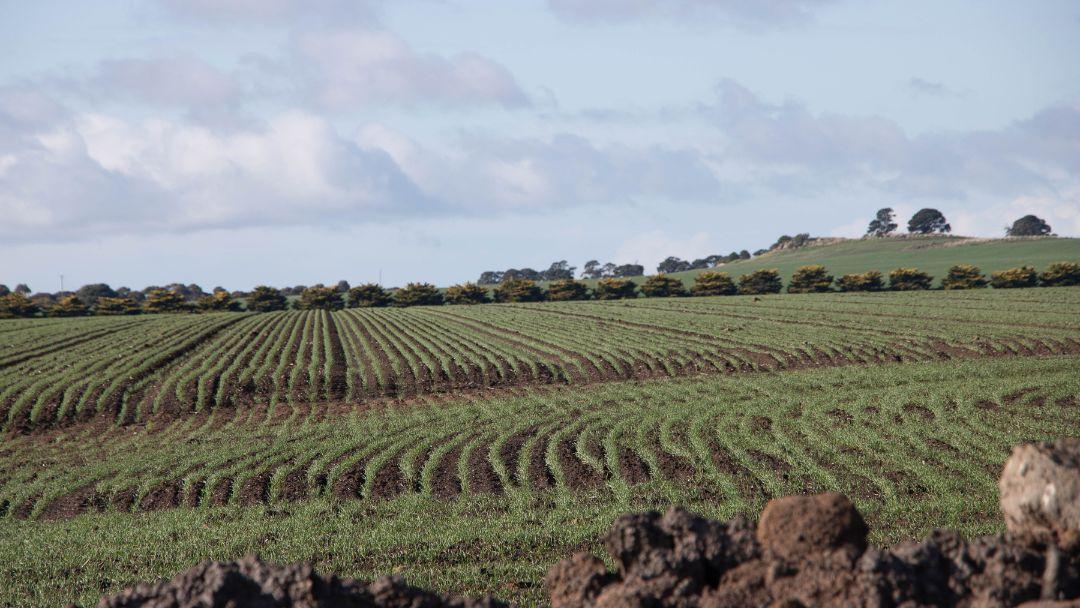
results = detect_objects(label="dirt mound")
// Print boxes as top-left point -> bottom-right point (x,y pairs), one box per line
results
547,438 -> 1080,607
95,554 -> 505,608
547,504 -> 1078,607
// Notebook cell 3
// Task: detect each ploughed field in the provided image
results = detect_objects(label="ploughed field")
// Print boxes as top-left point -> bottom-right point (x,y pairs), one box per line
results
0,288 -> 1078,606
2,288 -> 1079,433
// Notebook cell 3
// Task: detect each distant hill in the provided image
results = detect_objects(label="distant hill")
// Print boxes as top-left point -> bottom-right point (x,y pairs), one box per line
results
661,235 -> 1080,287
530,235 -> 1078,290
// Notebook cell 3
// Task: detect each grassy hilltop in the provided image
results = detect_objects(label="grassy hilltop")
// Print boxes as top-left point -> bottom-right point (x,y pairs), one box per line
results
666,235 -> 1080,287
533,236 -> 1078,290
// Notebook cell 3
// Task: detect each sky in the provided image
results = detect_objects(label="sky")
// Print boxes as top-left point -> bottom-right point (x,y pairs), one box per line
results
2,0 -> 1079,292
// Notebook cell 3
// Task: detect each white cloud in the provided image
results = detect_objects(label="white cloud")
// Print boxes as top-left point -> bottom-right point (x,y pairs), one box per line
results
293,28 -> 529,109
89,56 -> 241,109
547,0 -> 837,28
156,0 -> 383,25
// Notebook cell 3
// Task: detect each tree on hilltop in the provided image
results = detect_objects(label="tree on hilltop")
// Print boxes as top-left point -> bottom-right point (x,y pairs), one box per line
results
907,209 -> 951,234
866,208 -> 898,237
1006,215 -> 1052,237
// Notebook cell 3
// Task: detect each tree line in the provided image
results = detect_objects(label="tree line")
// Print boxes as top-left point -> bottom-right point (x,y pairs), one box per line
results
0,208 -> 1064,318
2,262 -> 1076,318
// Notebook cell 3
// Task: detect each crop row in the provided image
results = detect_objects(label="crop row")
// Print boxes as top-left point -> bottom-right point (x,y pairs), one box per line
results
0,287 -> 1077,432
0,355 -> 1075,521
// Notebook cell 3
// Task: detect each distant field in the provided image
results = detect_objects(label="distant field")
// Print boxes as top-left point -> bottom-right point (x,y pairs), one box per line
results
1,286 -> 1079,606
2,288 -> 1078,433
663,235 -> 1080,287
0,356 -> 1076,606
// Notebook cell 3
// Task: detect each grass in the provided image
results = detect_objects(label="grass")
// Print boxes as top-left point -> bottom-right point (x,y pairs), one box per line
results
532,235 -> 1079,289
0,355 -> 1077,606
665,235 -> 1080,287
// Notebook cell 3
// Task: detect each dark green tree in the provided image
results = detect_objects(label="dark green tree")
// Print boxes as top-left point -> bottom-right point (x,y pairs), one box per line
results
1006,215 -> 1052,237
738,269 -> 783,295
836,271 -> 884,292
14,284 -> 30,295
247,286 -> 288,312
907,208 -> 951,234
888,268 -> 933,290
691,271 -> 737,296
866,208 -> 898,237
1039,262 -> 1080,287
142,289 -> 191,313
580,260 -> 603,279
641,274 -> 686,297
347,283 -> 391,308
0,293 -> 39,318
94,296 -> 142,315
657,257 -> 691,273
297,286 -> 344,310
941,264 -> 987,290
197,291 -> 243,311
546,279 -> 590,301
393,283 -> 444,307
49,295 -> 90,317
75,283 -> 116,306
493,279 -> 545,303
0,285 -> 9,296
787,265 -> 834,293
594,278 -> 638,300
990,267 -> 1039,289
445,282 -> 490,305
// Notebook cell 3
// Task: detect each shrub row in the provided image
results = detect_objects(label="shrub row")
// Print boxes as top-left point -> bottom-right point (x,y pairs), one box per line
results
1,262 -> 1076,317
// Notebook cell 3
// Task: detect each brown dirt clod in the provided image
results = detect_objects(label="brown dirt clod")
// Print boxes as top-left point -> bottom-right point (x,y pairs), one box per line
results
95,554 -> 506,608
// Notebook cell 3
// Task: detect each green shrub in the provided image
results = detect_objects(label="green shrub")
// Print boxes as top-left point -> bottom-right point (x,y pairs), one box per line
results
347,283 -> 391,308
197,291 -> 242,312
641,274 -> 686,297
297,286 -> 344,311
493,279 -> 544,303
1039,261 -> 1080,287
991,267 -> 1038,289
247,286 -> 288,312
787,265 -> 833,293
142,289 -> 191,313
836,271 -> 884,292
0,293 -> 40,318
941,264 -> 987,290
393,283 -> 444,307
738,269 -> 782,295
888,268 -> 933,291
94,296 -> 142,315
546,279 -> 590,301
594,278 -> 638,300
691,271 -> 736,296
49,296 -> 90,317
445,282 -> 490,305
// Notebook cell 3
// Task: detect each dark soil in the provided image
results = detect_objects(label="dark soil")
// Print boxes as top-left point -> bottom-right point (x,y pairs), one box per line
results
96,554 -> 506,608
546,494 -> 1080,608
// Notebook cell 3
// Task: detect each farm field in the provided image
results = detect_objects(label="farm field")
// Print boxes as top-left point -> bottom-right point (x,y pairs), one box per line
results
0,355 -> 1077,605
0,287 -> 1078,606
2,288 -> 1079,433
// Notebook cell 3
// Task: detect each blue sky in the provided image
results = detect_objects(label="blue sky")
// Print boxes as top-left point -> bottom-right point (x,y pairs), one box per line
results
2,0 -> 1078,291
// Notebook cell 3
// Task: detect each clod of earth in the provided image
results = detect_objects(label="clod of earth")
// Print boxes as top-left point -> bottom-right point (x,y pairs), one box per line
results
91,554 -> 507,608
547,438 -> 1080,607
